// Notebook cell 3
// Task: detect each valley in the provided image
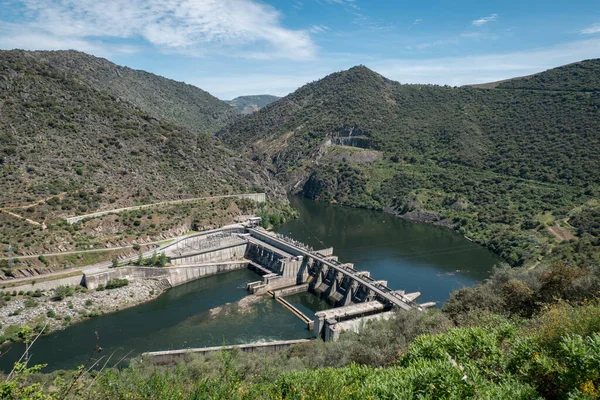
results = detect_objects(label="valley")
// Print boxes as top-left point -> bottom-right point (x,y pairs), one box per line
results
0,48 -> 598,399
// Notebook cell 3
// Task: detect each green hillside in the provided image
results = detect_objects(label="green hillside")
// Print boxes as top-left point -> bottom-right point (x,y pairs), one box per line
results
0,50 -> 285,258
21,50 -> 239,134
217,64 -> 600,266
227,95 -> 281,114
496,59 -> 600,92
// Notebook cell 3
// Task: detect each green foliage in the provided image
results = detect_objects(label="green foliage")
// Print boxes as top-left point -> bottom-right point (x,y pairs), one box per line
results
105,278 -> 129,290
570,207 -> 600,237
37,255 -> 49,266
158,252 -> 167,268
496,59 -> 600,92
443,262 -> 600,320
0,50 -> 277,256
24,298 -> 37,308
52,285 -> 75,301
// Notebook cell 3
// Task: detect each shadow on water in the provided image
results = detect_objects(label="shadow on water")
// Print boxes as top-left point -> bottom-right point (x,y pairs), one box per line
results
0,196 -> 500,373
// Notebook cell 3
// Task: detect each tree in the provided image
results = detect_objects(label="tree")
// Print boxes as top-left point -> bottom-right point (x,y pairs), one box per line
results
149,251 -> 158,266
158,252 -> 168,268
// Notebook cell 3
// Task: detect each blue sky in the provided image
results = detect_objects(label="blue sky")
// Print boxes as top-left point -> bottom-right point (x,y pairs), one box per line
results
1,0 -> 600,99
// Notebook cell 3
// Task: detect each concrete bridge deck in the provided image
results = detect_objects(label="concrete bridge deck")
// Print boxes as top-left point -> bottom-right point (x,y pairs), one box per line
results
247,228 -> 422,311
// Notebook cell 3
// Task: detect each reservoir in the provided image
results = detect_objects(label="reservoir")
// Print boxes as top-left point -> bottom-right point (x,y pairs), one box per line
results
0,197 -> 501,372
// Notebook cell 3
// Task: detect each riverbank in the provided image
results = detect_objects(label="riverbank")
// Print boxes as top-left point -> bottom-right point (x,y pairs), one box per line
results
0,279 -> 164,344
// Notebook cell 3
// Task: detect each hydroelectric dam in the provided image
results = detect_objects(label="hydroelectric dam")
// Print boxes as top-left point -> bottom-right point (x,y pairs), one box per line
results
99,220 -> 437,361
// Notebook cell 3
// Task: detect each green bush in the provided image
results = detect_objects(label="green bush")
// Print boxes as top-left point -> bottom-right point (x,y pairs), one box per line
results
24,298 -> 37,308
52,285 -> 75,301
105,278 -> 129,290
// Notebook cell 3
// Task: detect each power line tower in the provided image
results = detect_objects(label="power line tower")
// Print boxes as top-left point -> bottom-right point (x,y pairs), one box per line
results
8,244 -> 14,269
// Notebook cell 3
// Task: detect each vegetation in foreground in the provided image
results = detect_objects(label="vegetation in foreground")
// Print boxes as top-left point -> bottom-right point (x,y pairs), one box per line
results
1,261 -> 599,399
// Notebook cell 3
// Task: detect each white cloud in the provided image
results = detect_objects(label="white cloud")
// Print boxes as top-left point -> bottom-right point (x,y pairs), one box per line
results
196,39 -> 600,99
322,0 -> 359,9
310,25 -> 330,34
371,39 -> 600,86
0,0 -> 316,60
413,19 -> 422,25
580,24 -> 600,34
472,14 -> 498,27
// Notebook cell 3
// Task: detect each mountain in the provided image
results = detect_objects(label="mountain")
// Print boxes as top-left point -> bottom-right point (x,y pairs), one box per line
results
18,50 -> 239,134
217,64 -> 600,267
226,95 -> 281,114
0,50 -> 280,210
0,50 -> 290,258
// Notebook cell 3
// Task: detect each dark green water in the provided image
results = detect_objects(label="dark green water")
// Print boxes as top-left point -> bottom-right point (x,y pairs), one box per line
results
0,270 -> 312,372
0,197 -> 500,372
278,197 -> 502,305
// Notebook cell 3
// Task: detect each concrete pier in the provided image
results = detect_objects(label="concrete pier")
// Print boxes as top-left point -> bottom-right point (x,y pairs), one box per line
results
144,339 -> 311,365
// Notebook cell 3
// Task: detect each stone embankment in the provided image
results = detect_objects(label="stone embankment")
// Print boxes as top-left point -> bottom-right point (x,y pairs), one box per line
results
0,280 -> 163,342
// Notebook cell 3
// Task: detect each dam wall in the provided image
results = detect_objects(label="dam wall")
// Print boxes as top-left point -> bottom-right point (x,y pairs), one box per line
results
84,262 -> 248,290
169,243 -> 248,265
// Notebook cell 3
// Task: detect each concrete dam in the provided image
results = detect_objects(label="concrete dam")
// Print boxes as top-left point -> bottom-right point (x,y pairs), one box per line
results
106,222 -> 434,356
85,221 -> 436,361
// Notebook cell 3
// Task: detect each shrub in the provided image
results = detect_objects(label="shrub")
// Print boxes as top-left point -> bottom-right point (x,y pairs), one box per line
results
106,278 -> 129,290
53,285 -> 75,301
46,309 -> 56,318
24,298 -> 37,308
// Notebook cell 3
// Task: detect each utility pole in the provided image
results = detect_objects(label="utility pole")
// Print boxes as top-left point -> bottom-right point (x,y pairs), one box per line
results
8,244 -> 14,269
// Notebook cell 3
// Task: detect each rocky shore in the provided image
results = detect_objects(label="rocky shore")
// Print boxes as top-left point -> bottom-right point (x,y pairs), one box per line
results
0,280 -> 164,343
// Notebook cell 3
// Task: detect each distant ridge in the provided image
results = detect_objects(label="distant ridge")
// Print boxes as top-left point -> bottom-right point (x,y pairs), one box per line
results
470,59 -> 600,91
226,95 -> 281,114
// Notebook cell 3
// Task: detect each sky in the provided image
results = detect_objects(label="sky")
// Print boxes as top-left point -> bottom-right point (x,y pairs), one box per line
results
1,0 -> 600,99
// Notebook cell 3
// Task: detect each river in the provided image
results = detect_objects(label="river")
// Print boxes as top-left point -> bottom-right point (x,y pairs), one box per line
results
0,197 -> 500,372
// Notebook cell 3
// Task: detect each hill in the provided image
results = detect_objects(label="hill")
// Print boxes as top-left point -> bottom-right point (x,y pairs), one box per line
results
217,64 -> 600,267
0,50 -> 286,258
226,94 -> 281,114
496,59 -> 600,92
18,50 -> 239,134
